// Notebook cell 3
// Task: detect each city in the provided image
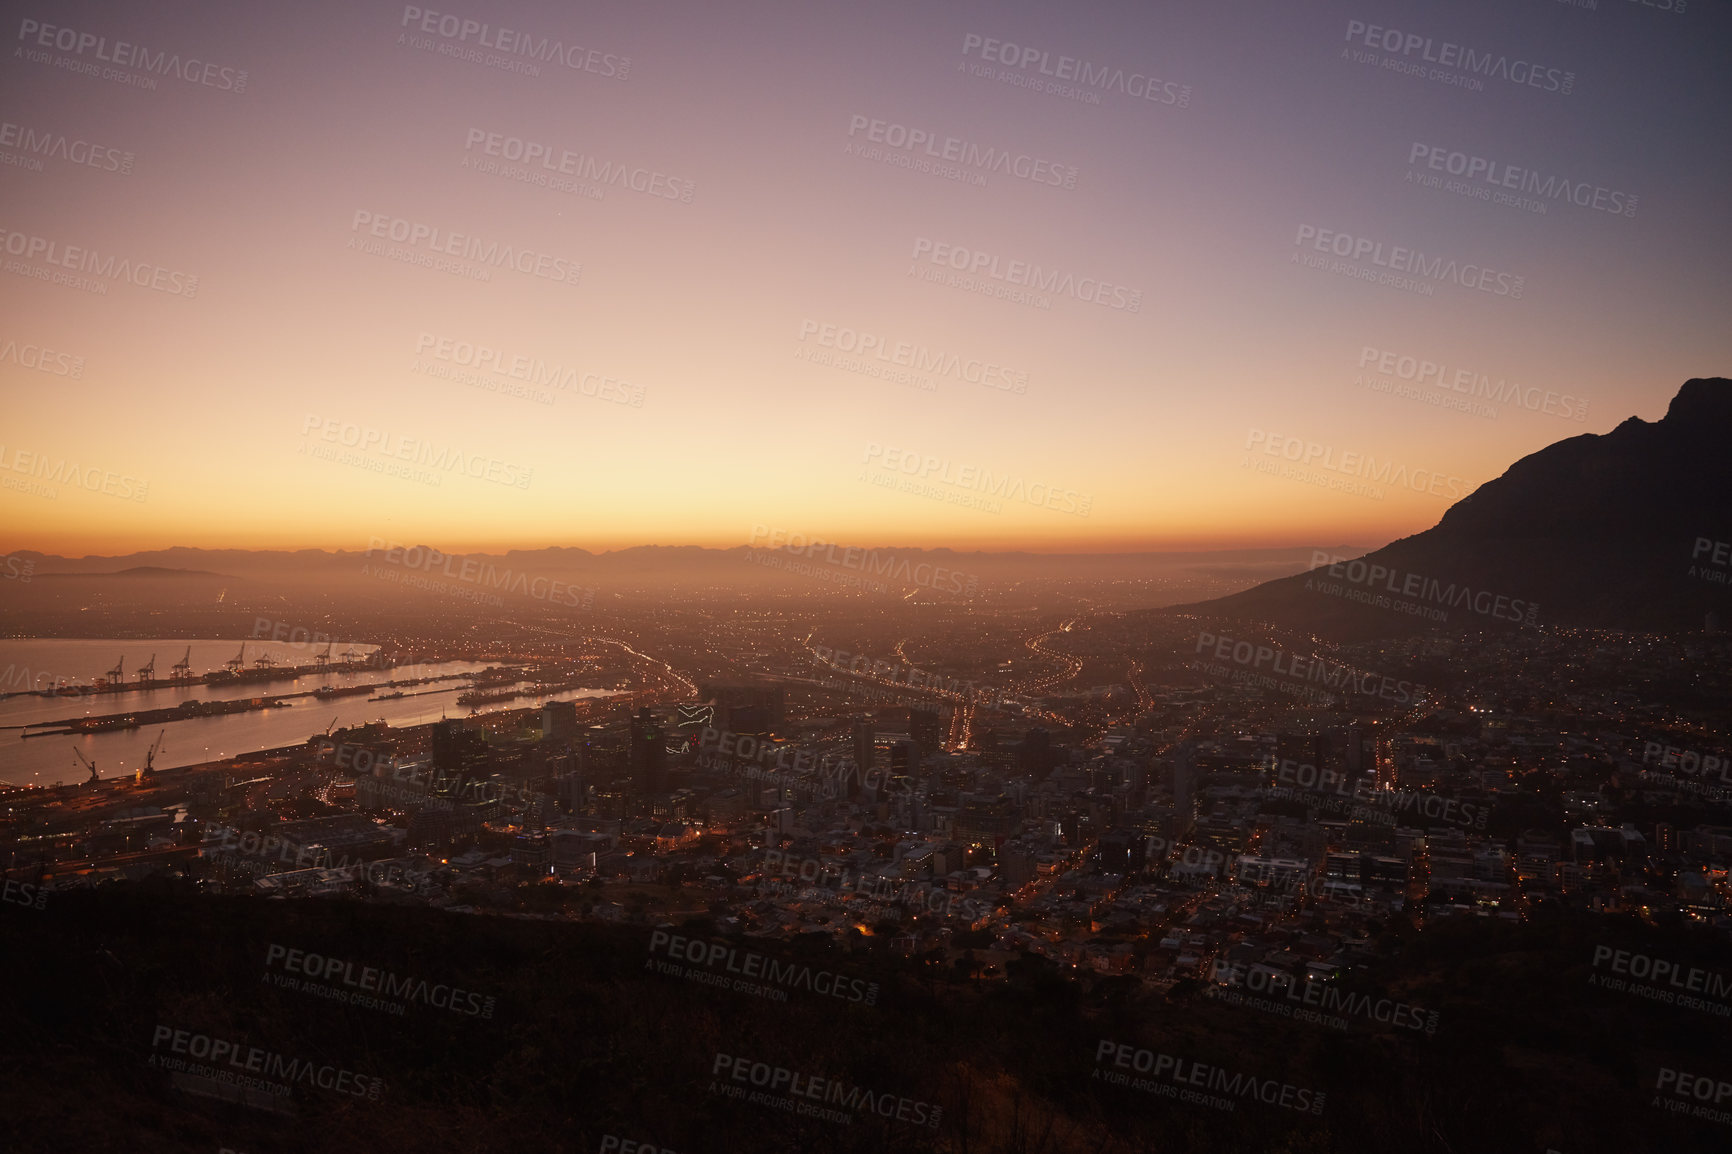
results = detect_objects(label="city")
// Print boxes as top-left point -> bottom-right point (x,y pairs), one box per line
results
3,0 -> 1729,1150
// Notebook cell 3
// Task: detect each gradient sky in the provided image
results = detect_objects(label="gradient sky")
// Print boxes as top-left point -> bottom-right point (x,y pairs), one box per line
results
2,0 -> 1728,555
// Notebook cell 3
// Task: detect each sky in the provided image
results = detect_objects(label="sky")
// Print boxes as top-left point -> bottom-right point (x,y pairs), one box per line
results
1,0 -> 1728,556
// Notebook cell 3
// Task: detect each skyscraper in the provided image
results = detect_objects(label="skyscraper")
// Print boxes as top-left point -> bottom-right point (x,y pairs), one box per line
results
908,707 -> 942,758
630,708 -> 668,796
432,718 -> 489,776
542,701 -> 580,741
852,716 -> 876,782
1172,741 -> 1197,840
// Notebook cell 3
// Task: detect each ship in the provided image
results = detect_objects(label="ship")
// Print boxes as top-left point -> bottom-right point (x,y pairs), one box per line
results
457,688 -> 520,707
313,684 -> 377,700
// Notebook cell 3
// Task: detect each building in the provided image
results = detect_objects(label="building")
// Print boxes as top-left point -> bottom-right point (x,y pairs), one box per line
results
542,701 -> 580,741
700,682 -> 785,730
432,718 -> 489,775
852,717 -> 876,785
631,708 -> 668,796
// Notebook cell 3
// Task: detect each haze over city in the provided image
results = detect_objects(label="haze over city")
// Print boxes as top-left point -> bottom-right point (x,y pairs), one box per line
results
4,0 -> 1728,554
3,3 -> 1731,1153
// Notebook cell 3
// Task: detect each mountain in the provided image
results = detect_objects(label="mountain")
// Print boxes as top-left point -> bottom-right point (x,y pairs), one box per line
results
79,567 -> 228,579
1168,378 -> 1732,636
0,543 -> 1371,626
0,544 -> 1362,589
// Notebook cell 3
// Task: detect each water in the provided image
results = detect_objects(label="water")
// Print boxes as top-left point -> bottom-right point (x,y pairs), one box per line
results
0,639 -> 618,788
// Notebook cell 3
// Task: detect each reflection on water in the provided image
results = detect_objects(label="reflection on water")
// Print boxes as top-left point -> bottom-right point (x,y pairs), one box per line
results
0,639 -> 617,788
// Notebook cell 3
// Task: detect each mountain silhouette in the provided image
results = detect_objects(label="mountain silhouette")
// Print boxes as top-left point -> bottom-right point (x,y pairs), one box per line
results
1170,378 -> 1732,636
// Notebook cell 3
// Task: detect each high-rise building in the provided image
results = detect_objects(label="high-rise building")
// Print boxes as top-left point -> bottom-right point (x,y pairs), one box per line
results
908,708 -> 942,755
1276,731 -> 1329,777
1172,742 -> 1197,838
542,701 -> 580,741
853,716 -> 876,780
1017,727 -> 1053,778
432,718 -> 489,776
1097,829 -> 1146,874
700,682 -> 785,730
728,704 -> 773,736
630,708 -> 668,795
1344,724 -> 1377,783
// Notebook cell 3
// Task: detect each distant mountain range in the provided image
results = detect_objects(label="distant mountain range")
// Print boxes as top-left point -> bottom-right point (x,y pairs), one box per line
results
1170,377 -> 1732,636
0,542 -> 1367,614
2,545 -> 1363,584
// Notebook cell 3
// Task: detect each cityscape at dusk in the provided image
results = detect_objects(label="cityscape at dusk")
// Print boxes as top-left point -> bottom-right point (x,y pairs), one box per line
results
3,2 -> 1731,1152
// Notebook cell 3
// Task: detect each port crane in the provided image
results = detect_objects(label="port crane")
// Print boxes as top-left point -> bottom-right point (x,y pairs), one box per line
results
340,647 -> 362,663
224,643 -> 246,674
169,647 -> 193,682
253,651 -> 277,670
142,730 -> 165,775
72,748 -> 98,785
106,655 -> 126,686
136,654 -> 156,684
314,641 -> 333,668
